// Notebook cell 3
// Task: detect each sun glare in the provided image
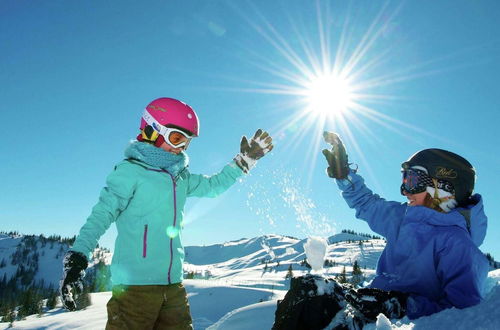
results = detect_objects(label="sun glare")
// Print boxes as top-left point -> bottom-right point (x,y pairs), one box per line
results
304,74 -> 354,116
230,1 -> 435,184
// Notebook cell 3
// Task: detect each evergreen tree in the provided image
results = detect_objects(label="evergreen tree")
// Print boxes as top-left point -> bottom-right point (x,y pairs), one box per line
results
92,261 -> 112,292
336,266 -> 347,284
75,287 -> 92,310
300,258 -> 311,269
350,260 -> 364,287
2,308 -> 15,325
18,287 -> 42,319
285,264 -> 294,280
46,291 -> 58,310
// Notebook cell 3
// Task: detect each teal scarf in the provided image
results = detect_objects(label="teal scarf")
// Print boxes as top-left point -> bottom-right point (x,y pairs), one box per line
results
124,141 -> 188,177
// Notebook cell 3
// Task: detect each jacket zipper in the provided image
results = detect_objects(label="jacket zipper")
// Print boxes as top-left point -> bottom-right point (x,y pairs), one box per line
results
144,167 -> 177,284
143,224 -> 148,258
166,172 -> 177,284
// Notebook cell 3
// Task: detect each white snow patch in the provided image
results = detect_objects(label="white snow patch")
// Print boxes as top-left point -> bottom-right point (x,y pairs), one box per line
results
314,278 -> 335,296
304,236 -> 327,272
375,313 -> 393,330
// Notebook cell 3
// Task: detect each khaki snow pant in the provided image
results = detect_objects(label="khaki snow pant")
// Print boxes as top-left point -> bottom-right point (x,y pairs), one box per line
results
105,283 -> 193,330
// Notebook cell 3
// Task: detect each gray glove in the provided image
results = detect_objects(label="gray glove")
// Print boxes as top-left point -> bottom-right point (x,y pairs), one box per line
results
345,287 -> 408,321
322,131 -> 350,180
234,129 -> 273,173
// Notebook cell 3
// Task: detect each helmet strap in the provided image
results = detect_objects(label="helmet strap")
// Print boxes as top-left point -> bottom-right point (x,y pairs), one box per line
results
428,179 -> 455,212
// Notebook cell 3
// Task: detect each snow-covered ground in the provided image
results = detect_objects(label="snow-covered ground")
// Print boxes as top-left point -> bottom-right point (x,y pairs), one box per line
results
209,270 -> 500,330
0,281 -> 283,330
1,270 -> 499,330
1,234 -> 499,329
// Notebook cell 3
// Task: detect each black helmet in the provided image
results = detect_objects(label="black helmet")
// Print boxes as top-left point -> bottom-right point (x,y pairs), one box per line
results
402,148 -> 475,206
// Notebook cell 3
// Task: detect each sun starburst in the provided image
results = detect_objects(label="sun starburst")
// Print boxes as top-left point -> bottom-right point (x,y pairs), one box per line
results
303,73 -> 355,117
223,1 -> 449,186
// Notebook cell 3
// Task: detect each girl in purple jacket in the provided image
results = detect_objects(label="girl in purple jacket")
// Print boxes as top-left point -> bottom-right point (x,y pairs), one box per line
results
322,132 -> 489,326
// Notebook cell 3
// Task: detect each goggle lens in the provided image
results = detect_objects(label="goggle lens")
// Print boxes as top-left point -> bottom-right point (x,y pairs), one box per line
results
166,130 -> 191,150
401,168 -> 429,195
168,131 -> 190,147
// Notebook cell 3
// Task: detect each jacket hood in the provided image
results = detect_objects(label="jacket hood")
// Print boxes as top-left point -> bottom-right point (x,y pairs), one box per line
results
405,194 -> 487,247
463,194 -> 487,247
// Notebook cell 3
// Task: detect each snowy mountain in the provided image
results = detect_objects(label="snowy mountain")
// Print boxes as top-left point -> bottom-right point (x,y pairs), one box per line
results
183,233 -> 384,290
0,232 -> 111,321
0,233 -> 111,289
2,232 -> 499,329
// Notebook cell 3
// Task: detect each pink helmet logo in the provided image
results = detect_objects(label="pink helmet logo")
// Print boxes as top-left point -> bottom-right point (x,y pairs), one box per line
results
147,104 -> 167,112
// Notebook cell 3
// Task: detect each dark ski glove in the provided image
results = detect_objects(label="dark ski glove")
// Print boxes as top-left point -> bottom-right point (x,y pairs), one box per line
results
322,131 -> 350,180
60,251 -> 88,311
345,287 -> 408,321
234,129 -> 273,173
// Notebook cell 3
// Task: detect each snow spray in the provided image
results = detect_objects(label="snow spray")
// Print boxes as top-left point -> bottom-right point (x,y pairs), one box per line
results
244,167 -> 337,237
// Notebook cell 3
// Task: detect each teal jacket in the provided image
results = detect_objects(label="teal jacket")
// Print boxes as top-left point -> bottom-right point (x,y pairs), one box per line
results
71,158 -> 244,285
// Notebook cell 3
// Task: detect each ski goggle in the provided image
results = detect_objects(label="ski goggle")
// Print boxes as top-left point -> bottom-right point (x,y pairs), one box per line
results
400,167 -> 455,196
142,110 -> 192,150
400,168 -> 433,195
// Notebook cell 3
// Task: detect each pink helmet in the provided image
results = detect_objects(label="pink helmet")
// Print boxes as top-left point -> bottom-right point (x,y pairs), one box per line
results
140,97 -> 200,137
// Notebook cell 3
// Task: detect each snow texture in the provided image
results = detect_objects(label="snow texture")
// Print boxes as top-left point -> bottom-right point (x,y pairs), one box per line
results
1,235 -> 499,329
304,236 -> 328,272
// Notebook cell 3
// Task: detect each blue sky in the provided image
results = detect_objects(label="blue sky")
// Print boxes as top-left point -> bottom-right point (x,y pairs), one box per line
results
2,0 -> 500,258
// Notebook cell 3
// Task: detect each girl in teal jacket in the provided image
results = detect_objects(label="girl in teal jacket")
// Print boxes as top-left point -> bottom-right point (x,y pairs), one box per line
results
60,97 -> 273,330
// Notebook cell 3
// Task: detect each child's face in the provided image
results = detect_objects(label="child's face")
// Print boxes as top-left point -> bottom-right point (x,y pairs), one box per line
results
403,190 -> 428,207
159,141 -> 184,155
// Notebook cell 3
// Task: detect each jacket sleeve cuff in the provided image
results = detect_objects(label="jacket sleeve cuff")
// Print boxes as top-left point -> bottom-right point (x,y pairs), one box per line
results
230,159 -> 248,175
335,169 -> 362,191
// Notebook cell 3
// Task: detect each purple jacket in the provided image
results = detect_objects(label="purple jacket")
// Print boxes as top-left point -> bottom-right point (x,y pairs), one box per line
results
337,171 -> 489,319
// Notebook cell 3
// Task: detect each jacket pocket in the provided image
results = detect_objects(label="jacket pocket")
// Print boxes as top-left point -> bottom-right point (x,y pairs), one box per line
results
143,224 -> 148,258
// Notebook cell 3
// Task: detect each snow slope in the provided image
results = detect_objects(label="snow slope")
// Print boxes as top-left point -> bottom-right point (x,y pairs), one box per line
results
1,235 -> 498,329
1,271 -> 498,329
0,281 -> 282,330
0,233 -> 111,290
183,234 -> 384,291
211,270 -> 500,330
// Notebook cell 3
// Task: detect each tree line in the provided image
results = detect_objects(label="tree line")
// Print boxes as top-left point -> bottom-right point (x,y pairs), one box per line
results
0,234 -> 111,324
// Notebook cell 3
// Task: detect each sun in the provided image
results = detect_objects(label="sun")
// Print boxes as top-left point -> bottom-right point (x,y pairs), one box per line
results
304,73 -> 354,117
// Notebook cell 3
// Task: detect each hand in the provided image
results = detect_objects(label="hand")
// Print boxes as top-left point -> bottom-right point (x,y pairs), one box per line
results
235,129 -> 273,173
60,251 -> 88,311
322,131 -> 349,179
345,287 -> 408,320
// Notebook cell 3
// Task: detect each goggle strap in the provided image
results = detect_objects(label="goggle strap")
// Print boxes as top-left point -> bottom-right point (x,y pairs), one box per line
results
432,179 -> 439,199
142,110 -> 167,136
433,178 -> 455,201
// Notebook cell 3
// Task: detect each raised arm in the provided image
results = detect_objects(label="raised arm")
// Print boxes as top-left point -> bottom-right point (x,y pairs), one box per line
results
187,129 -> 273,197
322,132 -> 406,239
